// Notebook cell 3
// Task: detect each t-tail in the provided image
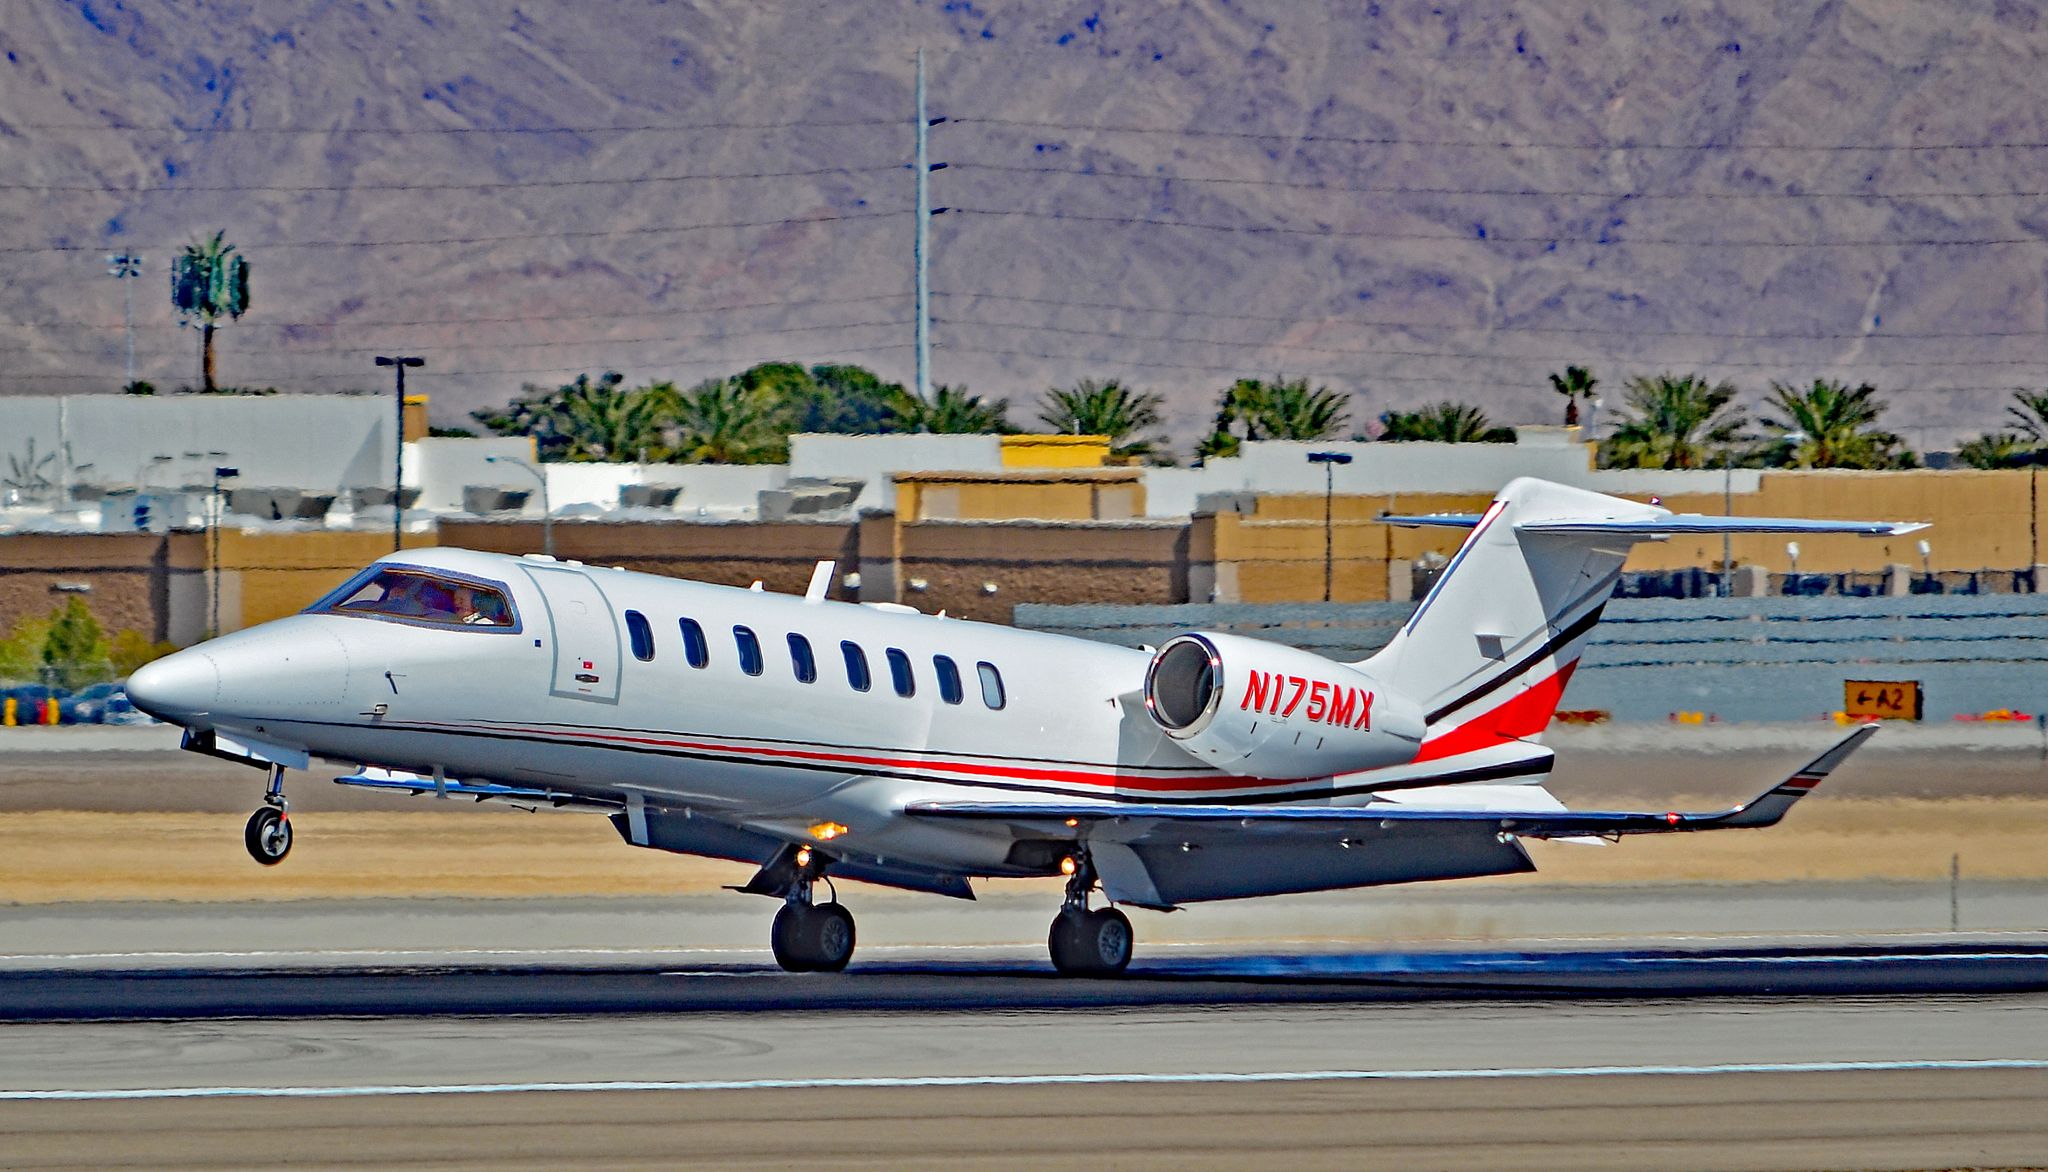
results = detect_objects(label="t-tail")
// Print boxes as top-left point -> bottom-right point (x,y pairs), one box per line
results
1362,478 -> 1925,761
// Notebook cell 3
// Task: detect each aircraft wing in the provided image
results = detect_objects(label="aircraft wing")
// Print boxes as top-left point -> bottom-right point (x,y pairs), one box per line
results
909,725 -> 1870,838
333,767 -> 619,809
904,727 -> 1873,907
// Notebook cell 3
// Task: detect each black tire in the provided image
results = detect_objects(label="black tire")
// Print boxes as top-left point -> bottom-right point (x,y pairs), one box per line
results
243,807 -> 291,866
1049,907 -> 1133,976
770,902 -> 813,972
807,903 -> 856,973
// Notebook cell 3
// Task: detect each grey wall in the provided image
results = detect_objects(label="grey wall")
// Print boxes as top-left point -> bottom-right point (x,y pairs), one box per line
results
1016,595 -> 2048,723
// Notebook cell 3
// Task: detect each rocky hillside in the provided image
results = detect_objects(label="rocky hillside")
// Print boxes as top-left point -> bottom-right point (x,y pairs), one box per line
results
3,0 -> 2044,451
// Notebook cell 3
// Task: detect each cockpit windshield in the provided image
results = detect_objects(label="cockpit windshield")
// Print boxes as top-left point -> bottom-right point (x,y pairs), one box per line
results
312,567 -> 516,629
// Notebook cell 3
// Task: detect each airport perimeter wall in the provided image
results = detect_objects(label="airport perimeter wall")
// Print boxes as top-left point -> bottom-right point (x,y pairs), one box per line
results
1016,595 -> 2048,723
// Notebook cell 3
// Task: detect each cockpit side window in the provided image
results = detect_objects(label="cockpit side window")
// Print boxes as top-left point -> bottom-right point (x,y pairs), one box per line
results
312,567 -> 518,630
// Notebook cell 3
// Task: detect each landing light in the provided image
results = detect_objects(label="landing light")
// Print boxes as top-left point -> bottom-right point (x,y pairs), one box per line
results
795,846 -> 813,868
1064,817 -> 1080,828
808,821 -> 849,841
1059,856 -> 1077,876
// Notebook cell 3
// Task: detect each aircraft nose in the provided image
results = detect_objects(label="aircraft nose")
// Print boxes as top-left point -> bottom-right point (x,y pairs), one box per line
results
126,650 -> 220,724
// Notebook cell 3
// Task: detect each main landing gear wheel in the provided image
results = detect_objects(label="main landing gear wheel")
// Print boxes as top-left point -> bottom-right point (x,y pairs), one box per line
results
1047,848 -> 1133,976
1048,906 -> 1132,977
243,806 -> 291,865
771,901 -> 856,973
243,763 -> 292,865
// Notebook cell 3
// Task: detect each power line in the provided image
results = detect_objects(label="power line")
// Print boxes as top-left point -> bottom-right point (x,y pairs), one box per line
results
951,207 -> 2048,248
2,318 -> 913,359
953,117 -> 2048,153
7,118 -> 903,135
0,342 -> 915,382
950,162 -> 2048,202
935,315 -> 2048,369
935,342 -> 2034,394
0,165 -> 901,194
933,291 -> 2048,341
0,209 -> 905,255
4,293 -> 909,332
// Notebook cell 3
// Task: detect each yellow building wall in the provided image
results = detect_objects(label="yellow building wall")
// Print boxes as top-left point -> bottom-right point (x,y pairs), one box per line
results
895,475 -> 1144,522
216,529 -> 436,631
999,434 -> 1112,468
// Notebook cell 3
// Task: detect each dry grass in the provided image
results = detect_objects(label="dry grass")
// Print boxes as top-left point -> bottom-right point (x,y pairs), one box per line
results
2,797 -> 2044,904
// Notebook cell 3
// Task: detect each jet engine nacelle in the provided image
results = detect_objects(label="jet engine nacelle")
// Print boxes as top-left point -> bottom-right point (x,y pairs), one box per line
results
1142,632 -> 1425,778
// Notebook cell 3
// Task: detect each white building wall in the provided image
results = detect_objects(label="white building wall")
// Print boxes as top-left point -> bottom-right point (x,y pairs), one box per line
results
788,433 -> 1003,512
1143,441 -> 1763,516
5,394 -> 392,498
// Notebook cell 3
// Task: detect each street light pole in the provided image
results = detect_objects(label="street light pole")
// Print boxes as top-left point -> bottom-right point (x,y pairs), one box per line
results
374,356 -> 424,552
486,454 -> 552,558
210,465 -> 239,636
1306,451 -> 1354,603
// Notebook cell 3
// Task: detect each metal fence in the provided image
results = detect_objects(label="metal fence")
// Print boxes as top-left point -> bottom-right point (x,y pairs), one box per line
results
1016,595 -> 2048,723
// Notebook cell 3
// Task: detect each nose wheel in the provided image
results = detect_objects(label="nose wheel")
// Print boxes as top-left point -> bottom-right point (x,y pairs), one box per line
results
244,764 -> 293,865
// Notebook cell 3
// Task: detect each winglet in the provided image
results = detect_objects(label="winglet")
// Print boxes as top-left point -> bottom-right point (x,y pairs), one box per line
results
1711,724 -> 1878,829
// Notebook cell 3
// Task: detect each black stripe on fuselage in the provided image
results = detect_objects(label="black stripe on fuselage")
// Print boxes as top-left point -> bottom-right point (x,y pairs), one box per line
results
289,717 -> 1550,806
1424,599 -> 1609,725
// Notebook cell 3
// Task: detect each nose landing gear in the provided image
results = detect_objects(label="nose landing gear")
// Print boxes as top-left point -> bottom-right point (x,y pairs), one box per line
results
243,764 -> 292,866
1047,849 -> 1133,977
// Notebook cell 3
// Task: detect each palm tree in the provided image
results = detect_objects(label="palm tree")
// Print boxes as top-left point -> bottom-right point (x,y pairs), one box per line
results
169,231 -> 250,392
1197,377 -> 1351,458
1548,365 -> 1597,427
798,364 -> 905,435
894,384 -> 1011,434
670,377 -> 787,464
1379,401 -> 1516,443
1037,379 -> 1167,461
1759,379 -> 1912,469
1598,374 -> 1747,470
1955,431 -> 2041,470
2005,391 -> 2048,442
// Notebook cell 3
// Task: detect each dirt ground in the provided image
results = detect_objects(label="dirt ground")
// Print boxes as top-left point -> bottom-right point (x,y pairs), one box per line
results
0,743 -> 2042,904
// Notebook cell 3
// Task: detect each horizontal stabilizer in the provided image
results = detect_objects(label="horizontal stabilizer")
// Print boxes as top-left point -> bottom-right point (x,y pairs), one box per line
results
1519,516 -> 1927,537
1381,512 -> 1924,537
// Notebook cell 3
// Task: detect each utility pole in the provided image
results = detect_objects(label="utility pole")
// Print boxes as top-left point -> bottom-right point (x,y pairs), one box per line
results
913,49 -> 948,403
106,252 -> 144,387
374,356 -> 424,552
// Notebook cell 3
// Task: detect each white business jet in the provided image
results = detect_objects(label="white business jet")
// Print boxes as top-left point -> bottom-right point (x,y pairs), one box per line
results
126,478 -> 1919,975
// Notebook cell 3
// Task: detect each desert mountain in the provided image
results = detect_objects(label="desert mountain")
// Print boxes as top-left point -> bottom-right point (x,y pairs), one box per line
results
3,1 -> 2045,451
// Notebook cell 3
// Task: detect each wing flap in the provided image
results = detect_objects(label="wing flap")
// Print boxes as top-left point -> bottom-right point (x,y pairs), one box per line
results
905,726 -> 1874,841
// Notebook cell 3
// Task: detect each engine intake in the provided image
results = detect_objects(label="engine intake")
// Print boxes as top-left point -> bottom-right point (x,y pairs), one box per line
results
1143,632 -> 1424,779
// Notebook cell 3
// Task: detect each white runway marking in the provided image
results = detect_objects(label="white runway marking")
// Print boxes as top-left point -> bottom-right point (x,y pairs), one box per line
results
7,1059 -> 2047,1101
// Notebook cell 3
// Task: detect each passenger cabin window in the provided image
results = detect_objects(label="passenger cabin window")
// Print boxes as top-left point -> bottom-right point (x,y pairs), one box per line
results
625,610 -> 654,661
886,648 -> 915,698
316,567 -> 514,628
977,661 -> 1006,710
734,626 -> 764,676
934,655 -> 964,705
841,641 -> 871,692
679,618 -> 709,668
788,633 -> 817,683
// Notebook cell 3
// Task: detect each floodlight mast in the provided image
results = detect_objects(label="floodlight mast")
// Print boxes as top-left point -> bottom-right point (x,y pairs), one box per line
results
912,49 -> 948,403
1306,451 -> 1354,603
374,356 -> 425,552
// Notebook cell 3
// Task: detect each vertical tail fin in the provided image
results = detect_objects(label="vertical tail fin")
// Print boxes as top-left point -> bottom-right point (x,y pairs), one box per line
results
1364,479 -> 1640,758
1362,478 -> 1921,758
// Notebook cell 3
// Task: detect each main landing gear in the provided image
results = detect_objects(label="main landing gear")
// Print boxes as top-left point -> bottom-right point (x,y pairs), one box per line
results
1047,850 -> 1133,977
770,851 -> 856,973
243,763 -> 292,866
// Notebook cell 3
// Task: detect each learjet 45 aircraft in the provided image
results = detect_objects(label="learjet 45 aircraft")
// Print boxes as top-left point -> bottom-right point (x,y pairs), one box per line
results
126,478 -> 1920,975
